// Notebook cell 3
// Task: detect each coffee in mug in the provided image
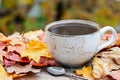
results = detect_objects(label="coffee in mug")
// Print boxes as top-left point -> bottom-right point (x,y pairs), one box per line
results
48,23 -> 98,35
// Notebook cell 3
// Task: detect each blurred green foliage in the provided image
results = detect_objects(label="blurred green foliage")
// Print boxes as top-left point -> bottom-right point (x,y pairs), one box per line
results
0,0 -> 120,35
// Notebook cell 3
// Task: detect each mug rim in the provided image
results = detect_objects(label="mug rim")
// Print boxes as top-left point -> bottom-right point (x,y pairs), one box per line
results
45,19 -> 100,37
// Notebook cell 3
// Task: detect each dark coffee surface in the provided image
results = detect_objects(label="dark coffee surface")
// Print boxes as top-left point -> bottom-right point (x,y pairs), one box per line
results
48,23 -> 98,35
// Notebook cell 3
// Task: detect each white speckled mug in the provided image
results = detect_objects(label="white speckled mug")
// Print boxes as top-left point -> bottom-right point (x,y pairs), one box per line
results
45,20 -> 117,67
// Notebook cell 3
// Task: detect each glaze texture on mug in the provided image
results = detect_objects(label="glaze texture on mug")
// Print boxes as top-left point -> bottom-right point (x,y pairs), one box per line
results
46,30 -> 100,66
45,20 -> 117,67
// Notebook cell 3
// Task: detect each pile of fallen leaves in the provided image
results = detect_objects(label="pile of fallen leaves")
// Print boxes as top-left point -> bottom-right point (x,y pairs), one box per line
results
0,30 -> 59,80
75,34 -> 120,80
1,30 -> 120,80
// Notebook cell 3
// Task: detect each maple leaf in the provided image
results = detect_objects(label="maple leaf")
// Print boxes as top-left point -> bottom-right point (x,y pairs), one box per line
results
21,40 -> 53,63
75,66 -> 94,80
23,30 -> 44,41
0,64 -> 13,80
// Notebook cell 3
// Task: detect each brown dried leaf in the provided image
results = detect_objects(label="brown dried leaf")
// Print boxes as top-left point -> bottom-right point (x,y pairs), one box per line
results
92,57 -> 110,78
98,47 -> 120,65
92,56 -> 120,79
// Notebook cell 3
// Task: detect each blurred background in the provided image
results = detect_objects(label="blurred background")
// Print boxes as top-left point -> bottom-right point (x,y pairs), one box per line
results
0,0 -> 120,35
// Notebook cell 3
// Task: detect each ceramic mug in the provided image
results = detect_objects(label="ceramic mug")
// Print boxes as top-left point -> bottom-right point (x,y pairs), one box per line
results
45,20 -> 117,67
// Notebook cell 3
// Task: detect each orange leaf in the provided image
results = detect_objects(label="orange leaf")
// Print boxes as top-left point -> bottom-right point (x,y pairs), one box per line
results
11,73 -> 26,78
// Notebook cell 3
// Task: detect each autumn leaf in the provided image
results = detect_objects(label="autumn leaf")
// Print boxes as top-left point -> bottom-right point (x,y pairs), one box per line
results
5,64 -> 40,74
92,47 -> 120,79
75,66 -> 94,80
21,40 -> 53,63
0,64 -> 13,80
92,57 -> 110,78
23,30 -> 44,41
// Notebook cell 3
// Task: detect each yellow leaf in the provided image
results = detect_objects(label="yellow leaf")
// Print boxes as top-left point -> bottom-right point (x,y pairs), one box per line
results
75,66 -> 94,80
0,64 -> 13,80
21,40 -> 53,63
